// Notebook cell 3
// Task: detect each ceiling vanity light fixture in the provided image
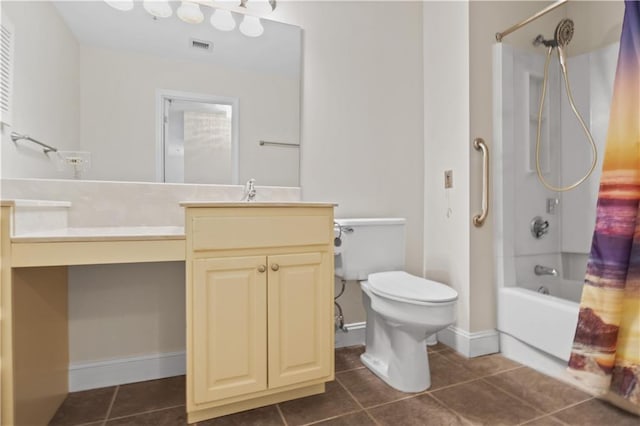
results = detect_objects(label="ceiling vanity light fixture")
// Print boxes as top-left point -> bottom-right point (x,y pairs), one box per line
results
143,0 -> 173,18
210,8 -> 236,31
105,0 -> 135,12
104,0 -> 276,37
176,1 -> 205,24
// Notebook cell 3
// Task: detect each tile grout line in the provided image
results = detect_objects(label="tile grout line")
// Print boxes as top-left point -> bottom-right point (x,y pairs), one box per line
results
300,409 -> 365,426
421,376 -> 484,396
359,376 -> 489,413
275,403 -> 289,426
334,376 -> 367,410
362,409 -> 383,426
515,397 -> 594,426
76,421 -> 110,426
335,374 -> 427,423
426,392 -> 476,426
433,352 -> 526,380
484,367 -> 593,412
484,365 -> 526,376
334,365 -> 366,374
333,375 -> 382,424
105,403 -> 186,422
479,377 -> 552,419
103,385 -> 119,425
516,414 -> 571,426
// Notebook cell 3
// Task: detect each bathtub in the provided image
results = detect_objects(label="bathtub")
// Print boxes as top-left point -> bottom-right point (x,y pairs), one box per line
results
497,281 -> 581,377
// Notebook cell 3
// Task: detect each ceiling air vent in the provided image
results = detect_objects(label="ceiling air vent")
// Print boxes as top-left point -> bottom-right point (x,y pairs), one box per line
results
190,38 -> 213,52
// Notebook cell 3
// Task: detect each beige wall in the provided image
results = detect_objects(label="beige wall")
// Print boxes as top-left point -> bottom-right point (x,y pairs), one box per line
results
423,1 -> 471,330
272,1 -> 424,324
79,46 -> 300,185
0,1 -> 80,179
69,263 -> 186,361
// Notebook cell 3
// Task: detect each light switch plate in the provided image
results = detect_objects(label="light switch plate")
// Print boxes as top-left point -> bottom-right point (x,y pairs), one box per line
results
444,170 -> 453,188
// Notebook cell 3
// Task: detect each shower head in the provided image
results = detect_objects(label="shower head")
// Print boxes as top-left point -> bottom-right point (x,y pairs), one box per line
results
533,18 -> 575,48
554,19 -> 574,47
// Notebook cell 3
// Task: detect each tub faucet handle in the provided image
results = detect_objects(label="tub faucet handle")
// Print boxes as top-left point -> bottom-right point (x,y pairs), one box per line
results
531,216 -> 550,239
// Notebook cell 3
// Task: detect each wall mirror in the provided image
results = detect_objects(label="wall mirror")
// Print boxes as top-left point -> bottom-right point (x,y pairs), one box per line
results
2,1 -> 301,186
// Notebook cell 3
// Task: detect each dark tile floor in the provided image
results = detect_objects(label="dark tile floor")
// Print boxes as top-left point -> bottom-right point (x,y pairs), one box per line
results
49,344 -> 639,426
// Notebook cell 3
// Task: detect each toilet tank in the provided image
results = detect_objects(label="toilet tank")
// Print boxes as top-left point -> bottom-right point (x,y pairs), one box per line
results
334,218 -> 406,280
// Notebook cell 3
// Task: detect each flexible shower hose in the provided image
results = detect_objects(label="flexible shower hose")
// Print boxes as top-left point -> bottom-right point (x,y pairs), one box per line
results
536,45 -> 598,192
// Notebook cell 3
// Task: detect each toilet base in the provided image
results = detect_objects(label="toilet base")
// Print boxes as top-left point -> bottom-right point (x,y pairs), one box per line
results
360,345 -> 432,393
360,281 -> 456,393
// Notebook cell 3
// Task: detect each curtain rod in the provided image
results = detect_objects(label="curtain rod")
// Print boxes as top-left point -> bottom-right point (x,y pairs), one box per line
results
496,0 -> 569,42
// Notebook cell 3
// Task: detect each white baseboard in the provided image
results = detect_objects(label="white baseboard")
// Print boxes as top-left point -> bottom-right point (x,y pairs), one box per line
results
335,322 -> 366,348
70,324 -> 491,391
437,326 -> 499,358
69,351 -> 186,392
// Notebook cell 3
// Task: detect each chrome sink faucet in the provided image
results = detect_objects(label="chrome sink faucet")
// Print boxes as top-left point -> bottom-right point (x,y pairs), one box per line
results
243,178 -> 257,202
534,265 -> 558,277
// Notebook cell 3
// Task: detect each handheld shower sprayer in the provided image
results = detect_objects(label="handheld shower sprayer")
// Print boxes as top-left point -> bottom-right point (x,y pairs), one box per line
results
533,19 -> 574,48
554,18 -> 574,47
532,19 -> 597,193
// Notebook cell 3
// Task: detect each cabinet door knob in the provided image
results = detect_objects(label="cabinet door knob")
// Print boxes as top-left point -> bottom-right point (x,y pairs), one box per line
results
271,264 -> 280,271
257,265 -> 266,273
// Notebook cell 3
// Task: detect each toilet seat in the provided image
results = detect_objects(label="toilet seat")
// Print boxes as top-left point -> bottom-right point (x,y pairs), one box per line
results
367,271 -> 458,304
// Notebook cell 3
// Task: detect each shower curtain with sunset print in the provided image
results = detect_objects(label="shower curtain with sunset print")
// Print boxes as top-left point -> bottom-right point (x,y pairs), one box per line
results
567,0 -> 640,413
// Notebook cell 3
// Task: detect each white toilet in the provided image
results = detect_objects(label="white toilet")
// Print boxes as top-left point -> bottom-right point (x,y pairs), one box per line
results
334,218 -> 458,393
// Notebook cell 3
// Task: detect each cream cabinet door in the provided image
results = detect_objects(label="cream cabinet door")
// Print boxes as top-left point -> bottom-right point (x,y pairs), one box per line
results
192,256 -> 268,404
267,252 -> 332,388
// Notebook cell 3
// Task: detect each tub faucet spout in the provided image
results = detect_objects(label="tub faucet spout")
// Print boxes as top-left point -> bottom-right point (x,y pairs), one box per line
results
534,265 -> 558,277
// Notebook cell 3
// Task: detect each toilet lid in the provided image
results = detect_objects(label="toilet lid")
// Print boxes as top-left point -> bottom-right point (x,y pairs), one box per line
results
367,271 -> 458,303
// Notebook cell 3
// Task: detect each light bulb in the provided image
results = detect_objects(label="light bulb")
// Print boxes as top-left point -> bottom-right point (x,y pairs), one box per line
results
177,1 -> 204,24
239,15 -> 264,37
245,0 -> 274,16
143,0 -> 173,18
104,0 -> 134,12
210,9 -> 236,31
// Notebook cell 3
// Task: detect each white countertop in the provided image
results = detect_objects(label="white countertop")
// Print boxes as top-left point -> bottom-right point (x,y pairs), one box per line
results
11,226 -> 185,243
1,199 -> 72,208
180,201 -> 337,208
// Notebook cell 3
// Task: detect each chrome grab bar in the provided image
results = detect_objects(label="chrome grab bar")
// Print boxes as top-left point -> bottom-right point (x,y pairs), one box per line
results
472,138 -> 489,227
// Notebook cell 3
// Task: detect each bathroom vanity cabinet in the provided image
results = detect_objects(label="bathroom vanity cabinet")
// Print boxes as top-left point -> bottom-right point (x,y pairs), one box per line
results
183,203 -> 335,423
0,200 -> 334,425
